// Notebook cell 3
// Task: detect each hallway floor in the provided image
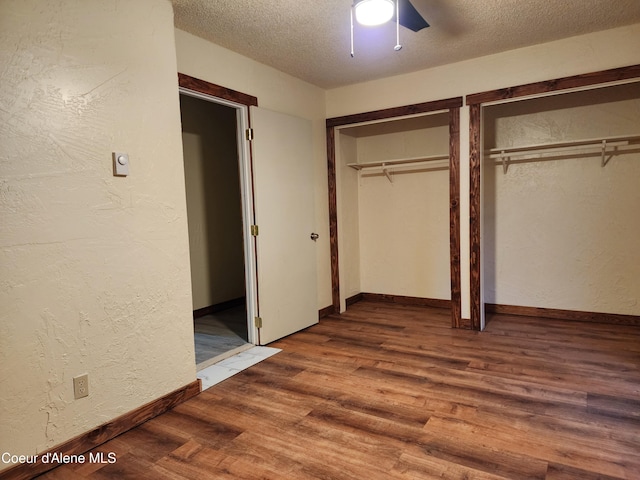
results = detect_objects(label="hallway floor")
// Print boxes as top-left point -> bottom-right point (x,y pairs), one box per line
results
193,305 -> 250,369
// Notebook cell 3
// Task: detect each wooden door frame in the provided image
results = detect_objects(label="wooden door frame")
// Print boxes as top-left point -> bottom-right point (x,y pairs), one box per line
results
465,64 -> 640,330
177,73 -> 261,343
326,97 -> 464,328
178,73 -> 258,107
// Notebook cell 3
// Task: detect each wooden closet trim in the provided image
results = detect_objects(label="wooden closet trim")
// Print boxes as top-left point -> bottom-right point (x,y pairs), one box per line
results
468,104 -> 482,331
326,125 -> 340,311
466,64 -> 640,105
448,106 -> 462,327
326,97 -> 464,328
327,97 -> 463,127
466,64 -> 640,330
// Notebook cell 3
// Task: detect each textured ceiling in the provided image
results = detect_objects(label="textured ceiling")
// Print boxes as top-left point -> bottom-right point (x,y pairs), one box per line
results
171,0 -> 640,89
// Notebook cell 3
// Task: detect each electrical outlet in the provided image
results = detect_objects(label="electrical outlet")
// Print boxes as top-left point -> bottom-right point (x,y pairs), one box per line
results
73,374 -> 89,399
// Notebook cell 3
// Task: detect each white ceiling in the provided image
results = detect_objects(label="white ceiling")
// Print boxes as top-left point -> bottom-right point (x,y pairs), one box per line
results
171,0 -> 640,89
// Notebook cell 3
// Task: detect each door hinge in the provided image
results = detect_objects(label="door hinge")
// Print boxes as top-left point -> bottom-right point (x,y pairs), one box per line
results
254,316 -> 263,328
246,128 -> 254,141
250,224 -> 259,236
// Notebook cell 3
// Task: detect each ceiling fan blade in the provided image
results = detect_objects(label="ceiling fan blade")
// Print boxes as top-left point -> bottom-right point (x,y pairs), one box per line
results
398,0 -> 430,32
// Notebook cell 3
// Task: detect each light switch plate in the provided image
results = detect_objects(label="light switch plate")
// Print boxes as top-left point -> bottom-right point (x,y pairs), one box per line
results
112,152 -> 129,176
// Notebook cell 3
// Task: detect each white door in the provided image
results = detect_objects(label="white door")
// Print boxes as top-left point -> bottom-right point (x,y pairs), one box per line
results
250,107 -> 318,344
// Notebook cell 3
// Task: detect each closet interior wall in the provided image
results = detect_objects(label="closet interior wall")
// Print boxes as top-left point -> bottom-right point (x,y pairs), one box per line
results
180,95 -> 245,310
337,113 -> 451,306
482,82 -> 640,316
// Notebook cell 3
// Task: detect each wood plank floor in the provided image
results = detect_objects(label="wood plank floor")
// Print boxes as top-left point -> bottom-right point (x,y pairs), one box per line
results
37,301 -> 640,479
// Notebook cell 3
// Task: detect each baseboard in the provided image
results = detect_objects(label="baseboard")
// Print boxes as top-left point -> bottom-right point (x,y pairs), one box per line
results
193,297 -> 246,319
318,305 -> 335,318
199,301 -> 334,321
0,379 -> 201,480
345,293 -> 364,307
485,303 -> 640,327
360,293 -> 451,309
459,317 -> 472,329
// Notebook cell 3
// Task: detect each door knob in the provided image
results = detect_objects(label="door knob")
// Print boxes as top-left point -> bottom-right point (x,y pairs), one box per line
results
310,233 -> 319,241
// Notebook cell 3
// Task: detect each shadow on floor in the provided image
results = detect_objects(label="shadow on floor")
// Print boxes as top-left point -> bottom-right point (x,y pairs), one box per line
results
194,305 -> 250,369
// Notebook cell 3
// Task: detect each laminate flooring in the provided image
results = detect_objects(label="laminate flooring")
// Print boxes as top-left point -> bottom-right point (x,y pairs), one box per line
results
194,305 -> 250,369
37,301 -> 640,479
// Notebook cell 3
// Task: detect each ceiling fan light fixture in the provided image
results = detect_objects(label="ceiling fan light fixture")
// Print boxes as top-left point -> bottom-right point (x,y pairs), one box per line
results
354,0 -> 395,26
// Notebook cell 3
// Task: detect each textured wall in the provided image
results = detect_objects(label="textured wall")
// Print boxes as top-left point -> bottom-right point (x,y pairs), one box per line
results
0,0 -> 195,468
483,83 -> 640,314
180,95 -> 245,309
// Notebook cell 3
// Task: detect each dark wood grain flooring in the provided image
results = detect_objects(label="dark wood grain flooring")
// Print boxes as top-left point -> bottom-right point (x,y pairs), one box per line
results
37,301 -> 640,479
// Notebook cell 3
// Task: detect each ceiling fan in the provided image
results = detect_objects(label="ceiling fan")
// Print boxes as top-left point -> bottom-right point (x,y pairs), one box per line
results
397,0 -> 430,32
350,0 -> 430,56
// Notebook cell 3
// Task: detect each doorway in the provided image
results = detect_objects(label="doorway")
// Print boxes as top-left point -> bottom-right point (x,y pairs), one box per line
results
179,92 -> 255,369
178,72 -> 319,352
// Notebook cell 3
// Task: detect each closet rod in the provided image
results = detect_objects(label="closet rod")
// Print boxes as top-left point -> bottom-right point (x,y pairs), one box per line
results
347,154 -> 449,170
486,134 -> 640,158
487,134 -> 640,173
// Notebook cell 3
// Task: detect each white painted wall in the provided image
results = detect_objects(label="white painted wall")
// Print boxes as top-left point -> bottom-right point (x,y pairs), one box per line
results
0,0 -> 195,470
483,84 -> 640,315
174,30 -> 332,310
327,23 -> 640,319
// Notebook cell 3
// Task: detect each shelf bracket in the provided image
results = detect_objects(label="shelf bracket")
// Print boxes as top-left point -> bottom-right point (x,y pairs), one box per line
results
382,163 -> 393,183
501,151 -> 509,174
601,139 -> 615,167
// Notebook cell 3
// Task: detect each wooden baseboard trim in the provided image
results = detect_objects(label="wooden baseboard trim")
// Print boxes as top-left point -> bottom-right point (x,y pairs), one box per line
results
361,293 -> 451,309
193,297 -> 246,319
318,305 -> 335,318
345,293 -> 364,307
0,380 -> 201,480
485,303 -> 640,327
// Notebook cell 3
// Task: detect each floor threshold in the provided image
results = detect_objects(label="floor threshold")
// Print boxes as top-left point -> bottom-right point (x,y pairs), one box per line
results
196,345 -> 281,390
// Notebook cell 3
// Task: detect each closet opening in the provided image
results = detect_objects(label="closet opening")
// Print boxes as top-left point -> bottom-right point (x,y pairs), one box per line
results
467,65 -> 640,329
326,97 -> 463,328
179,91 -> 256,370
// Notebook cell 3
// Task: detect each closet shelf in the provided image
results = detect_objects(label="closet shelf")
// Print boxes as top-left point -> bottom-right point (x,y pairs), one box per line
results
347,154 -> 449,170
486,134 -> 640,173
